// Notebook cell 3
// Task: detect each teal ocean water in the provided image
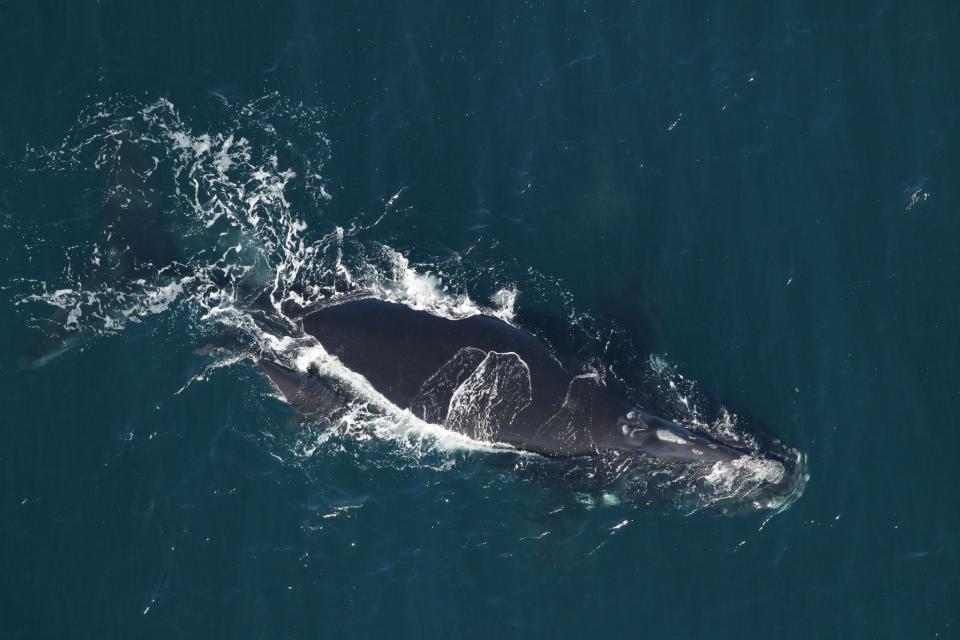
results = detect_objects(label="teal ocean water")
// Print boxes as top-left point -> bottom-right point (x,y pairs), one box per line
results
1,2 -> 958,638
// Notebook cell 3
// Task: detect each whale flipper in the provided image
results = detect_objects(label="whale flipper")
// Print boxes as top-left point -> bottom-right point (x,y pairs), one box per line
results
256,359 -> 350,420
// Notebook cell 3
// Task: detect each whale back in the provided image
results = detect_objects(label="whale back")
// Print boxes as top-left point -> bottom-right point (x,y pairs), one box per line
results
300,298 -> 623,454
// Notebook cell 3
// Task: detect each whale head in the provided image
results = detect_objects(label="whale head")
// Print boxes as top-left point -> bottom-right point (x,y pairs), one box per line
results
616,409 -> 749,463
610,408 -> 808,513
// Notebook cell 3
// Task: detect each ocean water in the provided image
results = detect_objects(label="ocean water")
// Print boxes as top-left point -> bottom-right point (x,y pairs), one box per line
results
1,2 -> 958,638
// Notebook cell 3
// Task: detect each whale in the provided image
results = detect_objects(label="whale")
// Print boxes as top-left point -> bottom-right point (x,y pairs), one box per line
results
256,297 -> 806,510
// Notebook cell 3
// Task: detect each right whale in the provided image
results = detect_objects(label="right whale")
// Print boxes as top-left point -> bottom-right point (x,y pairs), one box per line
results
257,297 -> 807,512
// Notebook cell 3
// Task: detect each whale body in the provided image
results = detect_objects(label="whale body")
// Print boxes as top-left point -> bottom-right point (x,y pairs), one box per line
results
256,297 -> 805,509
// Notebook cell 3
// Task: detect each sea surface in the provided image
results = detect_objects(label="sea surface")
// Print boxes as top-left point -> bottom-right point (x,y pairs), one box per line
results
1,2 -> 958,638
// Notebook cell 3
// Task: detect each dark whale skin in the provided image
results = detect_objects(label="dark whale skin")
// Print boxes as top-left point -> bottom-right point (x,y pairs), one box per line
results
296,298 -> 742,460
